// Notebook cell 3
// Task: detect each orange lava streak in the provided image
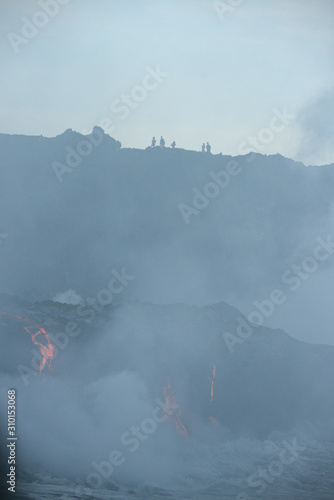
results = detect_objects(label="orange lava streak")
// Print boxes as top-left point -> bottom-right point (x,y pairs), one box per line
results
0,311 -> 54,374
23,324 -> 54,373
163,378 -> 188,436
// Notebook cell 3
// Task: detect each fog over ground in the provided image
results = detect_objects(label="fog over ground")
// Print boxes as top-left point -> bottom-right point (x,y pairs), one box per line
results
0,294 -> 334,498
1,129 -> 334,345
1,131 -> 334,498
1,1 -> 334,499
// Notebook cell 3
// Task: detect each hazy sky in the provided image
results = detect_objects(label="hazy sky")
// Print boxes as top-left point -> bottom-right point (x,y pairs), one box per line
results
1,0 -> 333,164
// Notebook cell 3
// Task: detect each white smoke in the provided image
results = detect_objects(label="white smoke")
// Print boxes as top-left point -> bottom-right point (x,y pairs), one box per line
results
53,289 -> 83,305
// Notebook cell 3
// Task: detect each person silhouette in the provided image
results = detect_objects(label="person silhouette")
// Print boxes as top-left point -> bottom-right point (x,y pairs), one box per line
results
171,141 -> 176,149
206,142 -> 211,154
201,143 -> 206,153
160,136 -> 165,148
151,136 -> 156,147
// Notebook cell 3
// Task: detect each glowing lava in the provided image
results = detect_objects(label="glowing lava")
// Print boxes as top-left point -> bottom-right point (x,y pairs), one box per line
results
0,312 -> 54,374
23,323 -> 54,373
163,378 -> 188,436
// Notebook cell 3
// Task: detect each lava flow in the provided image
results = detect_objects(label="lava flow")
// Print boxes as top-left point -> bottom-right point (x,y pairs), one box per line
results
23,323 -> 54,373
163,378 -> 188,436
0,311 -> 54,374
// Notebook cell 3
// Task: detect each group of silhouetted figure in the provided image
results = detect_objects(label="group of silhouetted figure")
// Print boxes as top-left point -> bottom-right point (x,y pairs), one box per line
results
151,136 -> 171,148
150,137 -> 211,153
202,142 -> 211,153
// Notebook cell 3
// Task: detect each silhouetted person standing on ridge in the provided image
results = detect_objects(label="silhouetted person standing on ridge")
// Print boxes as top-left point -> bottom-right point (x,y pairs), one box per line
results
151,136 -> 156,147
201,143 -> 206,153
160,136 -> 165,148
171,141 -> 176,149
206,142 -> 211,154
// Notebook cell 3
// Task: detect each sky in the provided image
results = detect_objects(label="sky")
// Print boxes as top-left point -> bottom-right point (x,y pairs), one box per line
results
0,0 -> 333,165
